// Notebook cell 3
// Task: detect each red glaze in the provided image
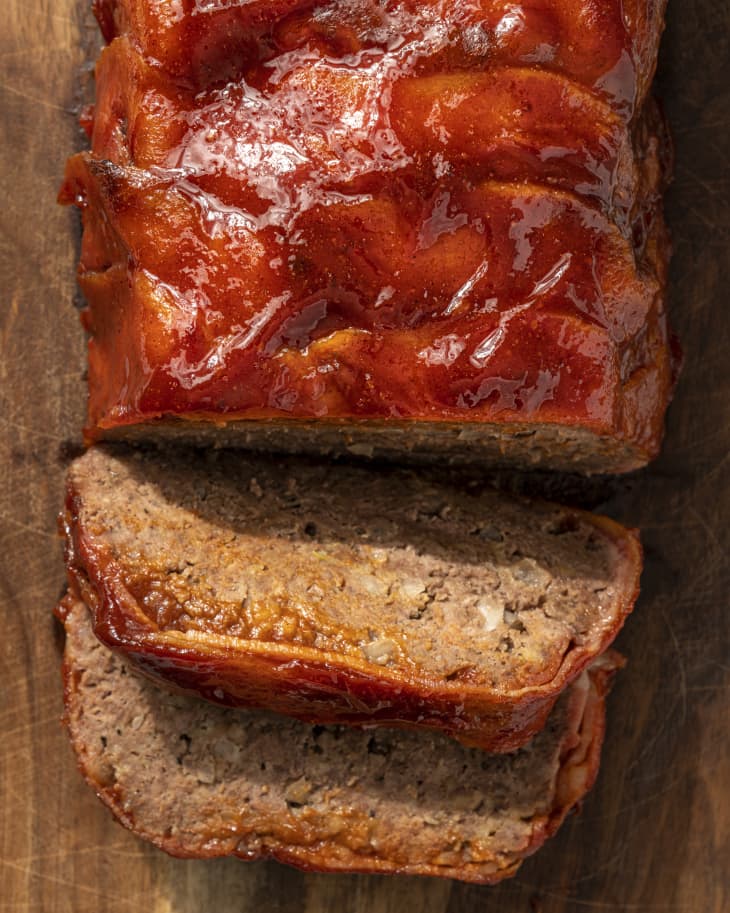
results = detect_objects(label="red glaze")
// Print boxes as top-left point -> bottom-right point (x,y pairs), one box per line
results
64,1 -> 672,460
93,0 -> 665,115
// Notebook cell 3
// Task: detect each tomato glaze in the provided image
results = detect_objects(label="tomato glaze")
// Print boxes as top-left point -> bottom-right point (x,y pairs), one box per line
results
63,0 -> 670,446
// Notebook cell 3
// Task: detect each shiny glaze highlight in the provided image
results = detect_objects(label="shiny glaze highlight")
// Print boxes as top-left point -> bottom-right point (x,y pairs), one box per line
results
63,0 -> 672,460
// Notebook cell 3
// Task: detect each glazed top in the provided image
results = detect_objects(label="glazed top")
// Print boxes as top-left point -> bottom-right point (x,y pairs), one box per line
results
64,0 -> 669,441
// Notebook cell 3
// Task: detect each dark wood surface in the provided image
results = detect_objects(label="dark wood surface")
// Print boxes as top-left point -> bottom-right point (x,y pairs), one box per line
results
1,2 -> 728,910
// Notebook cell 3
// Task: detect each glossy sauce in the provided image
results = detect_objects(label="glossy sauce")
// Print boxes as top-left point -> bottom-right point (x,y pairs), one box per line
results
64,0 -> 669,437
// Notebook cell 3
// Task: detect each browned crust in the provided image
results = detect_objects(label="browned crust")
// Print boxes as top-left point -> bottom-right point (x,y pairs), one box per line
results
61,452 -> 641,752
57,595 -> 622,883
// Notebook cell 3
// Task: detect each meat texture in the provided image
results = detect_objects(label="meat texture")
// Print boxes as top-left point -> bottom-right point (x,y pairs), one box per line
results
60,0 -> 675,473
59,595 -> 621,883
63,445 -> 641,751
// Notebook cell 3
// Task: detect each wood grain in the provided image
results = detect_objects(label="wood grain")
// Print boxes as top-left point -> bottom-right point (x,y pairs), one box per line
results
1,2 -> 728,910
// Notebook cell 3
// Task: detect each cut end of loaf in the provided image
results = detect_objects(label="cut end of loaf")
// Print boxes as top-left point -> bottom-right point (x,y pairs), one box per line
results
99,416 -> 653,476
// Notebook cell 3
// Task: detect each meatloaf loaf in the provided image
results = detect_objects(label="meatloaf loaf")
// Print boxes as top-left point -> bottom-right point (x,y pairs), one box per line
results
63,445 -> 641,751
59,594 -> 621,883
60,0 -> 674,473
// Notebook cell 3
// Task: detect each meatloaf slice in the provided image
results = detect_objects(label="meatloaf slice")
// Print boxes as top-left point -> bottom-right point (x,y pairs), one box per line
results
59,595 -> 621,884
63,445 -> 641,751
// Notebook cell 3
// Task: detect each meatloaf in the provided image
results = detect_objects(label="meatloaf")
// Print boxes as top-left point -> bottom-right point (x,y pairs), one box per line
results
63,445 -> 641,751
60,0 -> 675,473
59,594 -> 621,883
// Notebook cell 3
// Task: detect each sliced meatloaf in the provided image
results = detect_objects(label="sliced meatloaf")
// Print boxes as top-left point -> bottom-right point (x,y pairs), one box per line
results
59,595 -> 621,883
63,445 -> 641,751
60,0 -> 675,474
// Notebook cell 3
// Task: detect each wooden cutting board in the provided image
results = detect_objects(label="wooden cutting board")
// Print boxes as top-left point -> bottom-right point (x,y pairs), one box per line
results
1,2 -> 728,910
